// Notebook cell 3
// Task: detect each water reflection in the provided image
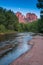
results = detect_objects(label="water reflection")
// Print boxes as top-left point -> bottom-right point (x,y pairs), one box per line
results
0,33 -> 32,65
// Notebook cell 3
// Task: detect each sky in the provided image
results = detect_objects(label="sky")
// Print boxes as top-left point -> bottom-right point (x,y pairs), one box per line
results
0,0 -> 40,18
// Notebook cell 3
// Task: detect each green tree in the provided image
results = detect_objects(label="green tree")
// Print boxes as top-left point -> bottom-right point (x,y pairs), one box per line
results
37,0 -> 43,19
37,0 -> 43,33
0,24 -> 6,32
0,13 -> 6,24
0,7 -> 6,24
5,10 -> 18,29
0,7 -> 19,32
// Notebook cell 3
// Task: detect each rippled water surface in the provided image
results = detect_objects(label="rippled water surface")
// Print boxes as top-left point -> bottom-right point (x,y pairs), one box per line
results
0,33 -> 32,65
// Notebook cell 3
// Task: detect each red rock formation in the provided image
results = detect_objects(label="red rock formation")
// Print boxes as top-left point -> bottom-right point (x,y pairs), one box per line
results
26,13 -> 37,22
16,12 -> 37,23
16,12 -> 25,23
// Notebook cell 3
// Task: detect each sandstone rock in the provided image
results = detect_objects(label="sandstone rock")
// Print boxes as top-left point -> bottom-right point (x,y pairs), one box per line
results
16,12 -> 37,23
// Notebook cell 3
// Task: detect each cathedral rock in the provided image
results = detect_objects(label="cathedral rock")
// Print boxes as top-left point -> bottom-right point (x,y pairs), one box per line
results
16,12 -> 37,23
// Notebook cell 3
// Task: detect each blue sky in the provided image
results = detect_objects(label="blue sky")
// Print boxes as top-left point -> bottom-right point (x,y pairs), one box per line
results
0,0 -> 40,18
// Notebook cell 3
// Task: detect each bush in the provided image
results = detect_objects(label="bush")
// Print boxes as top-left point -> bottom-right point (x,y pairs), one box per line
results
0,24 -> 6,32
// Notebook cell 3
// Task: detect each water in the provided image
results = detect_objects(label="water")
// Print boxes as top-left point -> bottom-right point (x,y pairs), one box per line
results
0,33 -> 32,65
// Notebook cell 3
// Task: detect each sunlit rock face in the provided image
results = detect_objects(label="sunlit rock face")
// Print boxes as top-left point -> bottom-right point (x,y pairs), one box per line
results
26,13 -> 37,22
16,12 -> 37,23
16,12 -> 26,23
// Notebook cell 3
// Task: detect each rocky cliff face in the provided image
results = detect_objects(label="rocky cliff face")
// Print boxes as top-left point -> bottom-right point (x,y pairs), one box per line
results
26,13 -> 37,22
16,12 -> 37,23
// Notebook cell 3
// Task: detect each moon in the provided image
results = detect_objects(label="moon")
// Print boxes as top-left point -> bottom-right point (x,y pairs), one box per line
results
19,8 -> 20,10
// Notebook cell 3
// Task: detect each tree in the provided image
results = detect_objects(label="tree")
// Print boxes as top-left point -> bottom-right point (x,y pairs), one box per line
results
37,0 -> 43,33
0,24 -> 6,32
0,7 -> 6,24
0,7 -> 19,31
37,0 -> 43,19
0,13 -> 6,24
5,10 -> 18,29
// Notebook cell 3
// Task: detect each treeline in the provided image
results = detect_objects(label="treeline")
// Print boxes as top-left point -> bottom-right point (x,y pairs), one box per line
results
0,7 -> 43,33
0,7 -> 19,32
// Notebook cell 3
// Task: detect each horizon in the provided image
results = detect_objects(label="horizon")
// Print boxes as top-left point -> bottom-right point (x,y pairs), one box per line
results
0,0 -> 40,18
